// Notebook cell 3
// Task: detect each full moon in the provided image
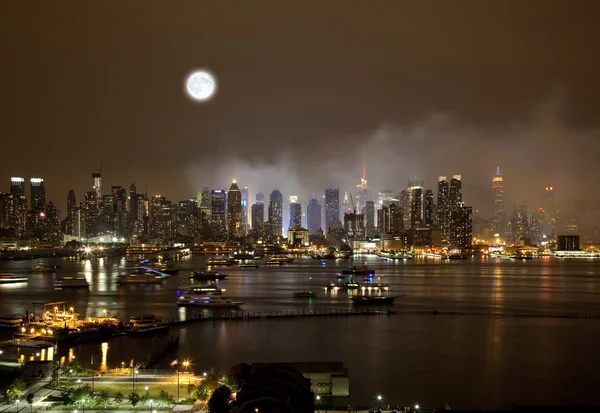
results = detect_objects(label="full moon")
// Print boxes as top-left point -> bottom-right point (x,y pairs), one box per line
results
185,70 -> 217,101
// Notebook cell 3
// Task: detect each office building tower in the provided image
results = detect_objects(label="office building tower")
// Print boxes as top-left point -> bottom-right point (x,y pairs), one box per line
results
542,186 -> 557,238
0,193 -> 9,230
378,202 -> 405,250
210,189 -> 227,240
449,175 -> 463,206
92,172 -> 102,199
128,183 -> 138,231
423,189 -> 435,227
241,186 -> 249,235
491,167 -> 506,235
437,177 -> 450,243
377,190 -> 396,209
268,189 -> 283,237
399,189 -> 409,228
365,200 -> 375,237
227,180 -> 242,239
149,195 -> 173,239
177,199 -> 197,237
410,186 -> 423,229
450,202 -> 472,250
64,189 -> 77,235
325,188 -> 340,233
256,192 -> 265,204
251,203 -> 265,237
513,201 -> 530,243
200,187 -> 211,223
10,177 -> 25,197
340,191 -> 352,217
306,195 -> 321,236
355,162 -> 370,213
30,178 -> 46,214
81,191 -> 99,238
289,196 -> 301,229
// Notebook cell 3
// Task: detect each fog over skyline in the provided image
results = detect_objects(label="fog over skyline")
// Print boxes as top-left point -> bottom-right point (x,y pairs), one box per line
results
1,1 -> 598,220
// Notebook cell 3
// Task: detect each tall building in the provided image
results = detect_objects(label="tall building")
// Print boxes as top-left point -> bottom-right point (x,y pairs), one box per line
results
200,187 -> 211,223
268,190 -> 283,237
355,162 -> 370,213
289,196 -> 301,229
149,195 -> 172,239
450,203 -> 472,250
423,189 -> 434,227
325,188 -> 340,233
542,186 -> 557,238
65,189 -> 77,236
492,167 -> 505,235
10,177 -> 25,197
306,195 -> 321,236
256,192 -> 265,204
340,191 -> 352,217
111,186 -> 127,235
377,190 -> 396,209
10,194 -> 28,238
365,201 -> 375,237
447,175 -> 463,244
410,186 -> 423,229
399,190 -> 409,229
251,203 -> 264,237
129,183 -> 138,231
177,199 -> 197,237
210,189 -> 227,240
227,180 -> 242,239
30,178 -> 46,214
81,191 -> 99,238
513,201 -> 530,243
0,193 -> 9,230
241,186 -> 249,235
92,172 -> 102,199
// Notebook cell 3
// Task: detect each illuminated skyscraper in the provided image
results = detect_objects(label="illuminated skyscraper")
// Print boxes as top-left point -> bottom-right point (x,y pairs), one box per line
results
492,167 -> 505,235
177,199 -> 197,237
65,189 -> 77,236
30,178 -> 45,214
306,195 -> 321,236
268,189 -> 283,237
92,172 -> 102,199
355,162 -> 370,213
449,203 -> 472,250
210,189 -> 227,240
324,188 -> 339,233
227,180 -> 242,239
365,200 -> 375,237
10,177 -> 25,197
241,186 -> 249,235
200,187 -> 211,222
423,189 -> 435,227
149,195 -> 172,239
289,196 -> 301,229
410,186 -> 423,229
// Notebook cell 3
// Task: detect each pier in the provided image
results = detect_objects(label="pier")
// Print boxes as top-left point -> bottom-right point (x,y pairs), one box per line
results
139,335 -> 180,369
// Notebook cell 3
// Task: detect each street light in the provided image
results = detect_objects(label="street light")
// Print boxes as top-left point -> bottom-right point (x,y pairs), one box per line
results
414,404 -> 420,410
182,360 -> 190,372
145,386 -> 149,398
15,399 -> 19,413
81,399 -> 86,413
149,399 -> 153,413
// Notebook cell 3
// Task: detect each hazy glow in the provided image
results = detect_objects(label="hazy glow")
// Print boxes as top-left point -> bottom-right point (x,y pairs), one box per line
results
185,70 -> 216,101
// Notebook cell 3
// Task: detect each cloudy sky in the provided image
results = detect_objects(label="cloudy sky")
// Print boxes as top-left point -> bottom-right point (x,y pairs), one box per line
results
1,1 -> 598,221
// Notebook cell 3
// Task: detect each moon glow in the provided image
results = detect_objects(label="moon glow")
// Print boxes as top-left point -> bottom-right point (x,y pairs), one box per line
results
185,70 -> 217,101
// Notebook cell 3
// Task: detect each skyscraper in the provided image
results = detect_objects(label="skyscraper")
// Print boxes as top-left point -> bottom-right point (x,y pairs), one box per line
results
65,189 -> 77,236
177,199 -> 197,237
437,177 -> 450,243
10,177 -> 25,197
210,189 -> 227,240
449,203 -> 472,250
423,189 -> 435,227
149,195 -> 172,239
325,188 -> 339,233
92,172 -> 102,199
227,180 -> 242,239
355,162 -> 370,213
251,203 -> 264,236
241,186 -> 249,235
200,187 -> 211,222
410,186 -> 423,229
30,178 -> 45,214
365,200 -> 375,237
289,196 -> 301,229
129,183 -> 138,229
448,175 -> 463,244
492,167 -> 505,235
82,191 -> 99,238
268,189 -> 283,237
306,195 -> 321,236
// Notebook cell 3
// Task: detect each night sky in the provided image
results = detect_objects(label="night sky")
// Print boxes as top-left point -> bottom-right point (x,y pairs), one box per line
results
1,1 -> 599,218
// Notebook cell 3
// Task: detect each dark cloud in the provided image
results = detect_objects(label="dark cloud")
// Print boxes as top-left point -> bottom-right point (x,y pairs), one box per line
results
0,1 -> 598,220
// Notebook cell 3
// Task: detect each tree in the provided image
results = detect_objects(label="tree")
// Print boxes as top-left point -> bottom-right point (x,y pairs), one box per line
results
208,386 -> 232,413
72,384 -> 93,403
114,392 -> 124,403
187,382 -> 197,397
158,389 -> 173,407
4,379 -> 27,402
26,393 -> 34,412
50,367 -> 60,387
195,382 -> 210,402
129,391 -> 141,407
96,392 -> 109,405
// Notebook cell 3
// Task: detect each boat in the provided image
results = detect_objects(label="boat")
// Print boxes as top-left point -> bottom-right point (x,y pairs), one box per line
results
341,266 -> 375,276
229,250 -> 255,261
54,277 -> 90,288
146,262 -> 179,274
0,274 -> 28,284
267,254 -> 295,264
0,314 -> 24,328
182,284 -> 224,296
325,281 -> 361,290
448,253 -> 468,260
207,256 -> 234,267
264,258 -> 283,267
32,264 -> 60,273
293,291 -> 318,298
190,270 -> 228,281
117,274 -> 163,284
177,296 -> 243,308
510,255 -> 533,260
351,296 -> 396,305
239,261 -> 259,269
129,314 -> 168,334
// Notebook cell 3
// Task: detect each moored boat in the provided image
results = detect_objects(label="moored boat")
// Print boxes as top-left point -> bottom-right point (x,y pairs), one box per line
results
129,314 -> 168,334
240,261 -> 259,269
177,296 -> 243,308
351,296 -> 396,305
341,266 -> 375,276
293,291 -> 318,298
325,281 -> 361,290
207,256 -> 234,267
190,270 -> 228,280
32,264 -> 60,273
267,254 -> 295,264
117,274 -> 163,284
54,277 -> 89,288
0,314 -> 24,329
